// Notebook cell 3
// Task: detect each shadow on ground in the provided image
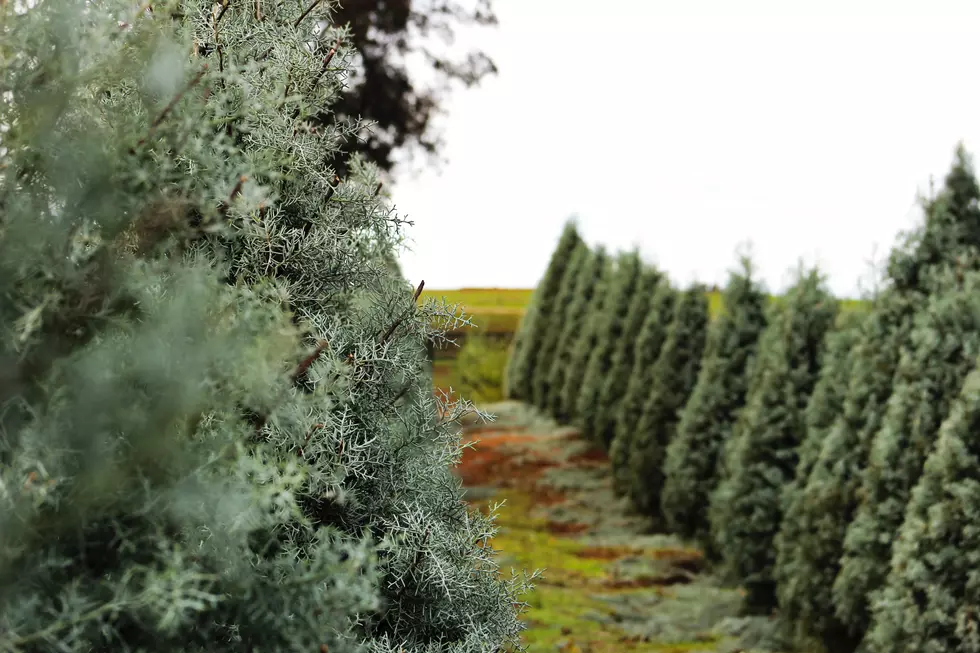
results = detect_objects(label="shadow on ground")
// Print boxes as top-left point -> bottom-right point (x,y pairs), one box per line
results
457,401 -> 795,653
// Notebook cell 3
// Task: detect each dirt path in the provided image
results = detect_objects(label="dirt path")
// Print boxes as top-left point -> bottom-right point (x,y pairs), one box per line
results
457,402 -> 792,653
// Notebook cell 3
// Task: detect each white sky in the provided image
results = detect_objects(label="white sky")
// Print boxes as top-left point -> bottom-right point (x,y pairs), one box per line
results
392,0 -> 980,297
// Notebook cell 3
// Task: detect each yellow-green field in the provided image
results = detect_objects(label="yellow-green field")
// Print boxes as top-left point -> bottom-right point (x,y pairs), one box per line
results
420,287 -> 867,337
420,287 -> 868,396
420,287 -> 533,334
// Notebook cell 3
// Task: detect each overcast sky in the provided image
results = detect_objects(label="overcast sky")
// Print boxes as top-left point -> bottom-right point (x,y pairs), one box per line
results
392,0 -> 980,297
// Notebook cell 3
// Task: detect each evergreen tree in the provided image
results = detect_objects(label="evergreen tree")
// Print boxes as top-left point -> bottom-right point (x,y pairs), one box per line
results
593,264 -> 665,448
774,309 -> 866,649
575,251 -> 644,444
708,265 -> 837,614
772,145 -> 980,653
776,287 -> 919,651
504,219 -> 582,401
862,369 -> 980,653
628,283 -> 710,517
0,3 -> 531,652
554,249 -> 612,422
531,239 -> 590,409
863,363 -> 980,653
609,279 -> 676,495
833,266 -> 980,638
547,246 -> 610,420
660,254 -> 768,542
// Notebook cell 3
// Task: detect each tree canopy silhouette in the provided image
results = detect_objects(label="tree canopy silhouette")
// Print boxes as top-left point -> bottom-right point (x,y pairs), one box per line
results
319,0 -> 498,176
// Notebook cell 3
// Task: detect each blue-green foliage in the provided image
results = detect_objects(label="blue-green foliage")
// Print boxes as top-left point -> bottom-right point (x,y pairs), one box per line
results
609,279 -> 676,496
576,251 -> 644,445
595,265 -> 665,449
772,144 -> 980,653
532,240 -> 591,409
661,254 -> 768,545
505,220 -> 582,402
628,283 -> 709,517
546,246 -> 609,421
833,267 -> 980,638
709,265 -> 837,613
773,309 -> 866,649
0,2 -> 531,652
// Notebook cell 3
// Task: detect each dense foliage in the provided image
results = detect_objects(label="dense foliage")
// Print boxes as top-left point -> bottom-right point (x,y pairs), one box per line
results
661,255 -> 768,543
863,363 -> 980,653
505,220 -> 582,402
772,146 -> 980,652
576,251 -> 644,445
609,279 -> 676,496
773,309 -> 866,649
546,246 -> 610,421
0,3 -> 531,652
531,240 -> 590,409
628,284 -> 710,518
594,266 -> 665,449
708,266 -> 838,613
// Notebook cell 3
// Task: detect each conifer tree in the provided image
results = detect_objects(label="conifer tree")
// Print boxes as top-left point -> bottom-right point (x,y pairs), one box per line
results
773,309 -> 866,649
504,220 -> 582,401
708,265 -> 837,614
775,287 -> 919,651
660,254 -> 768,542
833,266 -> 980,638
544,245 -> 609,421
609,279 -> 677,495
552,248 -> 611,422
593,265 -> 665,448
628,283 -> 710,517
863,363 -> 980,653
575,251 -> 644,444
772,145 -> 980,653
0,3 -> 531,652
531,239 -> 590,409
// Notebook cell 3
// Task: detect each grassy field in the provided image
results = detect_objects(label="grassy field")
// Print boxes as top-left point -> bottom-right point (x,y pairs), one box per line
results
421,288 -> 868,392
456,402 -> 793,653
420,287 -> 868,336
420,287 -> 533,335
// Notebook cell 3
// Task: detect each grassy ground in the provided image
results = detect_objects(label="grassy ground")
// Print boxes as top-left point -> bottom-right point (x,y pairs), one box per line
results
456,402 -> 796,653
421,287 -> 533,334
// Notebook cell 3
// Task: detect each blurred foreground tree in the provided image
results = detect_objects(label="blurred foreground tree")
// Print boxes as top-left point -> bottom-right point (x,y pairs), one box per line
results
0,1 -> 531,651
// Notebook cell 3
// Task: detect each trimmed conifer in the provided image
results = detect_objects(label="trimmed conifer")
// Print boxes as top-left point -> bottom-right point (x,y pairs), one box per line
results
627,283 -> 710,517
708,265 -> 838,614
775,287 -> 919,651
609,279 -> 677,495
593,265 -> 666,448
576,251 -> 644,444
0,3 -> 532,652
660,254 -> 768,542
774,310 -> 867,636
531,239 -> 591,410
773,308 -> 866,649
553,248 -> 612,422
772,145 -> 980,653
833,266 -> 980,638
504,220 -> 583,401
863,362 -> 980,653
